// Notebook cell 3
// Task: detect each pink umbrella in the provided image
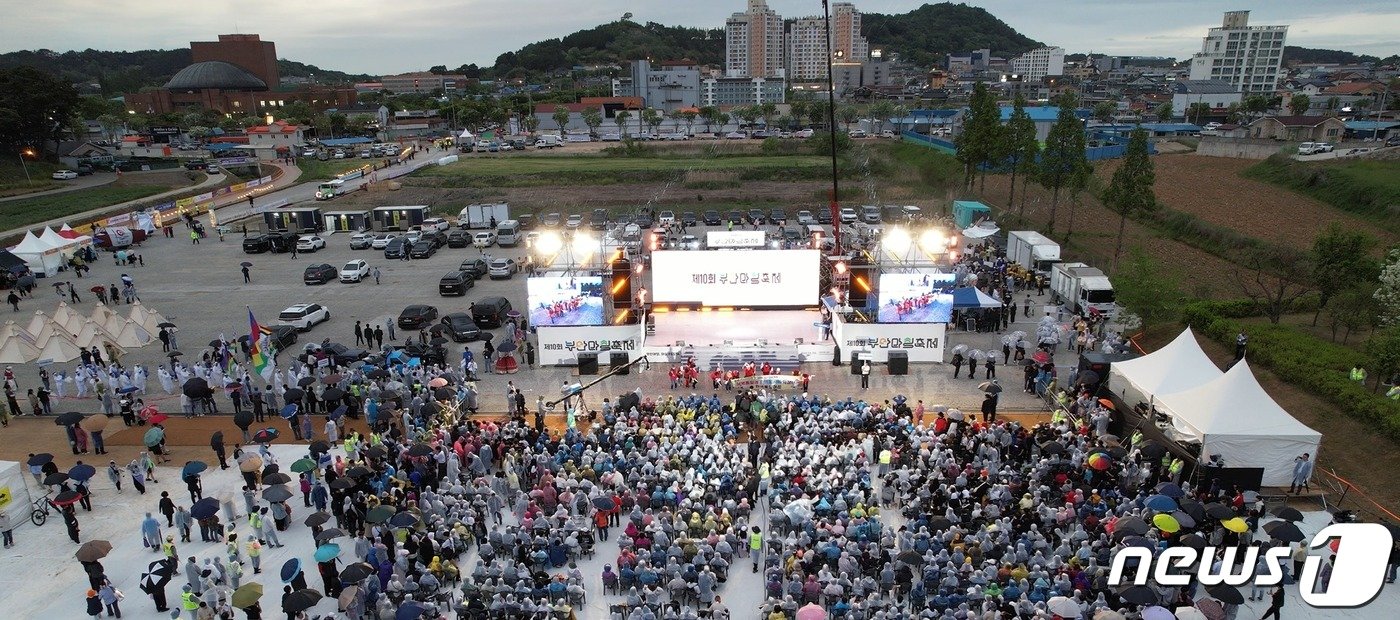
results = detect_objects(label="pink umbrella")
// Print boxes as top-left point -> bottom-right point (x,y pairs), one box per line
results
1194,599 -> 1225,620
795,603 -> 827,620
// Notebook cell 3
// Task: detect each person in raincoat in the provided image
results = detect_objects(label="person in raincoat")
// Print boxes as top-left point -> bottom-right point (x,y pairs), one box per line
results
142,512 -> 163,550
107,460 -> 123,492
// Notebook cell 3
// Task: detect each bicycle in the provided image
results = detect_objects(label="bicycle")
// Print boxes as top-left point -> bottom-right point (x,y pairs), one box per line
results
30,490 -> 53,526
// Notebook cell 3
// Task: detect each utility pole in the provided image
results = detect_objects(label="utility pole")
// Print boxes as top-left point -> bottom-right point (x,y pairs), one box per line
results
823,0 -> 842,255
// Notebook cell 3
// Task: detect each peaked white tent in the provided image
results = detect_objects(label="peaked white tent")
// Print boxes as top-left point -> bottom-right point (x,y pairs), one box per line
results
25,311 -> 56,347
0,321 -> 39,363
34,331 -> 83,363
1153,359 -> 1322,486
90,303 -> 119,330
38,227 -> 79,255
73,319 -> 117,349
1108,327 -> 1224,408
100,306 -> 127,336
112,319 -> 153,348
8,231 -> 62,276
129,302 -> 166,335
53,302 -> 85,335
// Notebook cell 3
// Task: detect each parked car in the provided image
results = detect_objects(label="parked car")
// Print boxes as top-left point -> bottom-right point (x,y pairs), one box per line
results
848,129 -> 868,138
409,240 -> 437,259
438,271 -> 474,296
516,213 -> 537,230
245,324 -> 299,352
278,303 -> 330,331
565,214 -> 583,229
860,205 -> 881,224
470,297 -> 513,328
348,232 -> 374,250
242,235 -> 272,254
446,230 -> 472,248
371,233 -> 398,249
440,312 -> 483,342
396,304 -> 439,329
383,237 -> 410,259
816,209 -> 833,224
769,208 -> 787,225
703,210 -> 722,225
472,231 -> 496,248
796,210 -> 816,225
680,211 -> 698,226
747,209 -> 765,225
456,258 -> 487,280
422,217 -> 450,233
727,210 -> 745,224
339,259 -> 370,283
541,212 -> 562,228
794,129 -> 815,138
634,212 -> 654,228
303,263 -> 337,285
589,209 -> 609,230
295,235 -> 326,252
306,342 -> 369,366
658,211 -> 676,226
840,207 -> 858,224
724,132 -> 746,140
488,258 -> 518,279
51,170 -> 79,180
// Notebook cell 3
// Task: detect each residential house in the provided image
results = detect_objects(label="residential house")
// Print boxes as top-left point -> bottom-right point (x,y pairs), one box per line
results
246,120 -> 306,149
1246,115 -> 1345,141
1171,80 -> 1244,115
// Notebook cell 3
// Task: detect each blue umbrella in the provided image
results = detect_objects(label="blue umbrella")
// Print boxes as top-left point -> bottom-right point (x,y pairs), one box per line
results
280,558 -> 302,583
182,461 -> 208,477
330,405 -> 347,421
191,497 -> 220,519
395,602 -> 426,620
117,386 -> 140,394
68,464 -> 97,481
280,404 -> 299,419
389,512 -> 418,528
314,543 -> 341,562
1154,482 -> 1185,499
1145,494 -> 1178,512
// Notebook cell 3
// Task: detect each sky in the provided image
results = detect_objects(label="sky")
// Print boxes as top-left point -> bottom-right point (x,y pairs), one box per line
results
2,1 -> 1398,75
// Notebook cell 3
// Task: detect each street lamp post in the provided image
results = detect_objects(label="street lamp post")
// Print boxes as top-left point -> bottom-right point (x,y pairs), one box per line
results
18,148 -> 35,183
822,0 -> 842,255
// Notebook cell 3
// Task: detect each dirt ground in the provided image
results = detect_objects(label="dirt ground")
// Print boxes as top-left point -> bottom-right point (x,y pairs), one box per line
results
1095,154 -> 1397,250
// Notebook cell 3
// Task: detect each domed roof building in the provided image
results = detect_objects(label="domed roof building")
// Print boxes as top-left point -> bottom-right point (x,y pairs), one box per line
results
164,61 -> 268,91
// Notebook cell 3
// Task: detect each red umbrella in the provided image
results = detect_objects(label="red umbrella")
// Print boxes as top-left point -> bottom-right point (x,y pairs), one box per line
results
1032,351 -> 1051,364
140,405 -> 160,418
147,413 -> 169,426
1098,398 -> 1115,409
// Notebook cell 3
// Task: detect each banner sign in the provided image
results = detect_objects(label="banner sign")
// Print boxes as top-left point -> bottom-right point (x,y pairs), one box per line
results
537,325 -> 643,366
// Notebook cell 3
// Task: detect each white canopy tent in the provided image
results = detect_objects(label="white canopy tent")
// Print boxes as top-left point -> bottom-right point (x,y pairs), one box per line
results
1108,327 -> 1224,409
1153,359 -> 1322,486
8,231 -> 63,276
38,227 -> 81,256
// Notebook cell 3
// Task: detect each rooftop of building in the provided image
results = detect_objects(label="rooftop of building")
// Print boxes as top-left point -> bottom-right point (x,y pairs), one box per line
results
164,61 -> 268,91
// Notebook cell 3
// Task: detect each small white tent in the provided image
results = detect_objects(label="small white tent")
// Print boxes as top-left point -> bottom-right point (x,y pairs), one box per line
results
25,311 -> 55,345
52,302 -> 85,335
112,319 -> 153,348
1108,327 -> 1224,408
34,331 -> 83,363
8,231 -> 63,276
90,303 -> 119,331
73,319 -> 117,349
38,227 -> 79,255
129,301 -> 166,335
1153,359 -> 1322,487
0,321 -> 39,363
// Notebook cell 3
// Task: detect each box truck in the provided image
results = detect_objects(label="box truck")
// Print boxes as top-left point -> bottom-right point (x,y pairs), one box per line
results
1050,262 -> 1116,316
457,203 -> 510,229
1007,231 -> 1061,275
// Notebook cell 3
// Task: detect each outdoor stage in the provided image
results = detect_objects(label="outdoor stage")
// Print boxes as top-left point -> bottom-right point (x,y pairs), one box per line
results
643,309 -> 835,367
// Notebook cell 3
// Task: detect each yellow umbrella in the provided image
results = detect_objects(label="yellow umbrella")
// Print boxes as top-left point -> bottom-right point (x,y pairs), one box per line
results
1153,513 -> 1180,533
1221,517 -> 1247,533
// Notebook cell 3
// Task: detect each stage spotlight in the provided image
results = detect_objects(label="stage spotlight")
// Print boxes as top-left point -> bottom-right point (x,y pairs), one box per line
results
919,229 -> 943,252
883,226 -> 911,252
852,275 -> 871,292
535,232 -> 563,256
611,258 -> 632,301
834,261 -> 848,274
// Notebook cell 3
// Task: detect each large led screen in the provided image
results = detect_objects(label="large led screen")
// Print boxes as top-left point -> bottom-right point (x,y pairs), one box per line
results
651,249 -> 819,307
876,273 -> 956,323
526,276 -> 605,326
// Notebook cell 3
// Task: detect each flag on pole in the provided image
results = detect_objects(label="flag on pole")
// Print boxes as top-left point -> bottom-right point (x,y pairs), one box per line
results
248,307 -> 273,383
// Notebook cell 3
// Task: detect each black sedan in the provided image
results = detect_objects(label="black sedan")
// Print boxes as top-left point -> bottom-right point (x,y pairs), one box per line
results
680,211 -> 698,226
397,304 -> 439,329
446,230 -> 472,248
459,259 -> 488,280
304,342 -> 369,366
303,263 -> 337,285
409,240 -> 437,259
703,210 -> 722,225
441,312 -> 484,342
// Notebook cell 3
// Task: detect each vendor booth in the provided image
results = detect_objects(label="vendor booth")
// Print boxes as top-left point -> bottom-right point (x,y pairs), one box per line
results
8,231 -> 63,277
1107,328 -> 1223,410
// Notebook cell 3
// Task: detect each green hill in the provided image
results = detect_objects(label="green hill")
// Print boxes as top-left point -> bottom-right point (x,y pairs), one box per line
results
0,48 -> 371,94
491,20 -> 723,75
864,2 -> 1043,69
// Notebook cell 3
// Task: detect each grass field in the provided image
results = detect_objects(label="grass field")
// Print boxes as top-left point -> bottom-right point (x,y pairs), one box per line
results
1244,155 -> 1400,235
418,154 -> 828,177
0,184 -> 172,230
0,160 -> 63,196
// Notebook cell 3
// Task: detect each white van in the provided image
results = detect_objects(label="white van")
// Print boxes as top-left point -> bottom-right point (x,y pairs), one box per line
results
535,135 -> 563,149
496,219 -> 522,247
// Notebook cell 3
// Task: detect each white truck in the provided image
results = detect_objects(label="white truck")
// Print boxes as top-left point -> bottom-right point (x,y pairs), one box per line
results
1006,230 -> 1061,275
1050,262 -> 1116,317
315,180 -> 349,201
457,203 -> 510,229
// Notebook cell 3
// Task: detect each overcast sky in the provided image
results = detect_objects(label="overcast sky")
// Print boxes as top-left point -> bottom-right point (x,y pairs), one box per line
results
3,1 -> 1398,75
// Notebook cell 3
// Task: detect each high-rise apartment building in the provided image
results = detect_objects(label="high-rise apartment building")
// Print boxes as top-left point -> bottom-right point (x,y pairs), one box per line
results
1188,10 -> 1287,93
1009,47 -> 1065,81
726,0 -> 785,78
787,2 -> 869,81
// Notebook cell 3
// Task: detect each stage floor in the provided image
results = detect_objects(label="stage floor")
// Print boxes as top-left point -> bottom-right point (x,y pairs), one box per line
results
649,309 -> 826,347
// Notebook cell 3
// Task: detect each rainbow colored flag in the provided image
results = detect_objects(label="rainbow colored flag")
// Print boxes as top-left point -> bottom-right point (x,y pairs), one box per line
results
248,307 -> 273,382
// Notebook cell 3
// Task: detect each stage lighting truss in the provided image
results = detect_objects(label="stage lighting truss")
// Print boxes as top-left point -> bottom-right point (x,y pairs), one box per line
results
877,225 -> 956,268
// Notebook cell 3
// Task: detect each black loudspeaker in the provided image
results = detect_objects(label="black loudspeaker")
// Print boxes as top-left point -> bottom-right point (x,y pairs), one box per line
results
887,351 -> 908,375
610,351 -> 629,374
611,259 -> 632,304
850,352 -> 863,375
577,353 -> 599,375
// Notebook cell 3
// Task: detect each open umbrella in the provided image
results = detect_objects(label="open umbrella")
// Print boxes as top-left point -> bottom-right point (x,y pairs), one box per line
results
1179,498 -> 1206,522
1076,369 -> 1100,385
191,497 -> 220,519
316,528 -> 347,545
395,602 -> 426,620
297,376 -> 317,388
74,539 -> 113,562
1086,453 -> 1112,471
1204,584 -> 1244,605
926,517 -> 953,532
280,559 -> 303,583
283,588 -> 322,613
53,489 -> 82,506
239,456 -> 264,473
181,377 -> 211,398
239,261 -> 253,268
897,550 -> 924,565
366,368 -> 390,380
1174,607 -> 1207,620
79,414 -> 109,433
1221,517 -> 1248,533
1047,596 -> 1082,617
314,543 -> 341,562
321,373 -> 342,385
1171,511 -> 1197,529
284,387 -> 304,402
432,387 -> 455,401
279,404 -> 299,419
1121,536 -> 1155,549
253,428 -> 279,443
44,472 -> 70,486
146,412 -> 169,426
329,405 -> 347,421
338,585 -> 361,611
1138,441 -> 1167,459
407,444 -> 433,457
1145,494 -> 1178,512
1141,606 -> 1173,620
497,340 -> 517,354
263,472 -> 292,485
1272,506 -> 1305,522
262,485 -> 293,503
54,411 -> 84,426
231,582 -> 263,609
1264,520 -> 1306,543
1195,600 -> 1225,620
290,458 -> 317,474
310,440 -> 331,454
1153,513 -> 1181,533
340,562 -> 375,583
182,461 -> 208,477
1155,482 -> 1185,499
233,410 -> 254,430
363,446 -> 387,460
1115,517 -> 1150,536
68,464 -> 97,481
346,466 -> 371,479
166,351 -> 184,358
1205,503 -> 1235,520
322,387 -> 345,402
365,505 -> 395,524
592,497 -> 615,511
427,377 -> 448,388
147,559 -> 176,578
304,512 -> 332,527
1097,398 -> 1115,409
1031,351 -> 1051,364
978,380 -> 1003,394
26,453 -> 53,466
143,427 -> 165,448
1039,440 -> 1065,455
1178,534 -> 1208,549
389,512 -> 418,528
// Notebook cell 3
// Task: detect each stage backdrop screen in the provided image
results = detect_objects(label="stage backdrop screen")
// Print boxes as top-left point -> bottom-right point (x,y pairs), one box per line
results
526,276 -> 606,326
651,249 -> 819,307
877,273 -> 956,323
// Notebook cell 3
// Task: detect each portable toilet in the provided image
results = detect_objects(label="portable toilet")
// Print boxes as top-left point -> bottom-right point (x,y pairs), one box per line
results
263,206 -> 323,233
372,206 -> 429,231
323,210 -> 372,234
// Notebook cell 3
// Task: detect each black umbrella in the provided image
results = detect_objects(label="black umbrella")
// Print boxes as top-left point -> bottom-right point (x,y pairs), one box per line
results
1138,441 -> 1167,459
897,550 -> 924,565
1179,498 -> 1206,522
209,339 -> 225,348
233,410 -> 254,430
1178,533 -> 1208,549
53,411 -> 85,426
316,528 -> 347,544
346,466 -> 372,479
182,377 -> 211,398
304,512 -> 332,527
1115,517 -> 1150,536
310,440 -> 331,454
240,261 -> 253,267
69,464 -> 97,481
1206,584 -> 1245,605
1272,506 -> 1305,522
1205,503 -> 1236,520
261,463 -> 280,478
147,558 -> 177,578
428,336 -> 448,346
1076,369 -> 1100,385
407,444 -> 433,457
340,562 -> 375,583
263,472 -> 292,485
363,446 -> 387,459
44,472 -> 69,486
322,387 -> 345,402
253,428 -> 280,443
157,322 -> 177,329
366,369 -> 390,379
262,485 -> 293,502
592,497 -> 615,511
53,489 -> 82,506
926,517 -> 953,532
432,387 -> 454,401
284,388 -> 305,402
1039,440 -> 1065,455
389,512 -> 419,528
26,453 -> 53,466
1116,585 -> 1158,605
191,497 -> 220,519
297,377 -> 317,387
329,478 -> 356,490
1264,520 -> 1306,543
167,351 -> 183,358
